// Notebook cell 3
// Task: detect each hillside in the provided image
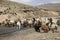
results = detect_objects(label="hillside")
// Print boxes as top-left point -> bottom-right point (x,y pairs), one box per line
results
0,0 -> 38,21
0,0 -> 59,22
37,3 -> 60,15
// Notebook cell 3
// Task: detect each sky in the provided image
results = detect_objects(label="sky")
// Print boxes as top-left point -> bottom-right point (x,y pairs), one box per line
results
10,0 -> 60,6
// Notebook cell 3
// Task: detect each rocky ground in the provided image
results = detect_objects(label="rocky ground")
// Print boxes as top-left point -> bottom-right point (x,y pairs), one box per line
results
0,26 -> 60,40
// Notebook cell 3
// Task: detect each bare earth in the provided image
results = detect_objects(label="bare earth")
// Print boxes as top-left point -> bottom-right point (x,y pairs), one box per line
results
0,27 -> 60,40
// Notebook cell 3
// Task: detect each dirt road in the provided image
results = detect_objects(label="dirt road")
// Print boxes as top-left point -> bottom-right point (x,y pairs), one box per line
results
0,27 -> 60,40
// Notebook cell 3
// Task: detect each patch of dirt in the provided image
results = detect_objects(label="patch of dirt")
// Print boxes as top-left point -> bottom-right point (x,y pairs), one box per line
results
0,27 -> 60,40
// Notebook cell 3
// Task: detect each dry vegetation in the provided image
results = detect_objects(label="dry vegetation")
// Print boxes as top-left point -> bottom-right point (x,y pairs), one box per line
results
0,0 -> 59,22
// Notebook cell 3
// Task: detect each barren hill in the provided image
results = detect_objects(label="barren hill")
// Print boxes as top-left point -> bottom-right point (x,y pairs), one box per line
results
38,3 -> 60,11
0,0 -> 59,22
37,3 -> 60,15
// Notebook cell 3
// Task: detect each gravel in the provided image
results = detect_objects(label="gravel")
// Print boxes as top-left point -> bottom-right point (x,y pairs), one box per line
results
0,26 -> 60,40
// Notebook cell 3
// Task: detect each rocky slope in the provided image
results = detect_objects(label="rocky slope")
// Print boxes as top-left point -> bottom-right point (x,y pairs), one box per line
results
0,0 -> 59,22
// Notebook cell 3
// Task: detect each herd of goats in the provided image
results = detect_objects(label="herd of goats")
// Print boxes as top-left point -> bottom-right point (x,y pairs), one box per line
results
0,18 -> 58,33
